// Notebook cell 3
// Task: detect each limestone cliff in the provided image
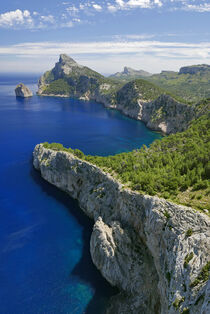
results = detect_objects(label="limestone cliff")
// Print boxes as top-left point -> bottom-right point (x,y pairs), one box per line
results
33,144 -> 210,314
15,83 -> 33,98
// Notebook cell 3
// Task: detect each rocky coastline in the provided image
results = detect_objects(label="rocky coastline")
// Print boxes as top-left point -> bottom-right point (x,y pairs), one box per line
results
37,54 -> 204,135
33,144 -> 210,314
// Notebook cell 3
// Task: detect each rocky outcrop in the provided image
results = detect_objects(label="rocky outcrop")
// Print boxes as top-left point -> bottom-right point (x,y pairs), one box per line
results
179,65 -> 210,75
15,83 -> 33,98
37,54 -> 104,96
33,144 -> 210,314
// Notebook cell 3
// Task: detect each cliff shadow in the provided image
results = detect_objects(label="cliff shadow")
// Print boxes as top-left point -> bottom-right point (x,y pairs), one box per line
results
30,164 -> 118,314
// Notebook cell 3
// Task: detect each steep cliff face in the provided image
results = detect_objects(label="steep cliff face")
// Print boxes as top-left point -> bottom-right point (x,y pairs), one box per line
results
33,144 -> 210,314
113,81 -> 196,134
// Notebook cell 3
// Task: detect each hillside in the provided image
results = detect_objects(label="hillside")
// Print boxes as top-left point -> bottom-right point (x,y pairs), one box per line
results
146,64 -> 210,103
109,64 -> 210,103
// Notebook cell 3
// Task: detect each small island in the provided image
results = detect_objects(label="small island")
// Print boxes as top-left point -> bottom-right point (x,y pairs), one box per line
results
15,83 -> 33,98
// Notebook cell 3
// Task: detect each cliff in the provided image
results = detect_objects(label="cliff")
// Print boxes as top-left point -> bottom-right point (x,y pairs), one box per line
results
15,83 -> 33,98
33,144 -> 210,314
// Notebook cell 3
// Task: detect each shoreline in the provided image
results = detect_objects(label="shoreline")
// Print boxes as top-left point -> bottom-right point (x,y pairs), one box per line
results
36,92 -> 195,135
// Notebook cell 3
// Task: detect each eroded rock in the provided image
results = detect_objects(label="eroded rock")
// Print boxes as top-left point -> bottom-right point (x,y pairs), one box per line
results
15,83 -> 33,98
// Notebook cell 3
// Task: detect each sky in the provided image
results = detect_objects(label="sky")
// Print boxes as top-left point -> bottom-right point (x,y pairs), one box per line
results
0,0 -> 209,74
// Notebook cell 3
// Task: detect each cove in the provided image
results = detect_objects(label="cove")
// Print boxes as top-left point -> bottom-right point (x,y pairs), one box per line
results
0,74 -> 162,313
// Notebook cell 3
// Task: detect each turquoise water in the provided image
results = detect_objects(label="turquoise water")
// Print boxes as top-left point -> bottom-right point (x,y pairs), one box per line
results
0,74 -> 162,313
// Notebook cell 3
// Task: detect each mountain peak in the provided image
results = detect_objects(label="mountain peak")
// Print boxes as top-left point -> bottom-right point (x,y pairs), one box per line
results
59,54 -> 77,65
123,67 -> 133,74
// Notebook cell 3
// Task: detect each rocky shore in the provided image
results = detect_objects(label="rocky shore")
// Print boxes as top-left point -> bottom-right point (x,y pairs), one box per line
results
33,144 -> 210,314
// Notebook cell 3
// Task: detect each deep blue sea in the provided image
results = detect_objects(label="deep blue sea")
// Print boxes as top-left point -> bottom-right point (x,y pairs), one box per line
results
0,74 -> 162,314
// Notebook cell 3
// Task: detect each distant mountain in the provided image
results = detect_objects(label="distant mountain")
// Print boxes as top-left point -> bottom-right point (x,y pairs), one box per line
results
145,64 -> 210,103
109,66 -> 152,81
179,64 -> 210,75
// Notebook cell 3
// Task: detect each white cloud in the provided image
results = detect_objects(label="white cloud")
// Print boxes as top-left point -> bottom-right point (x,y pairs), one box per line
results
40,15 -> 55,24
109,0 -> 163,12
108,5 -> 118,12
154,0 -> 162,7
92,4 -> 102,11
184,3 -> 210,12
66,5 -> 79,16
0,39 -> 209,73
0,9 -> 33,28
127,0 -> 152,8
0,8 -> 81,29
0,39 -> 209,58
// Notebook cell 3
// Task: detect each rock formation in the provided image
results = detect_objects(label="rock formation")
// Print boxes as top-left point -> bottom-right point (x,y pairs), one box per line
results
33,144 -> 210,314
110,66 -> 152,79
15,83 -> 33,98
179,64 -> 210,75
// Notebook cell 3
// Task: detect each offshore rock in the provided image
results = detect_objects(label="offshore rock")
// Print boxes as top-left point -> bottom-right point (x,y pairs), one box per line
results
15,83 -> 33,98
33,144 -> 210,314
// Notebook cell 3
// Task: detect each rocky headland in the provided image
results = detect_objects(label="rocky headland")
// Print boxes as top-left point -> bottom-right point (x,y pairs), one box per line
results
33,144 -> 210,314
15,83 -> 33,98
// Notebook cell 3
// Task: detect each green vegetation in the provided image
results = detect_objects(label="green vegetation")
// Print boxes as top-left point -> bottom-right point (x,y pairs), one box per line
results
166,272 -> 171,283
146,69 -> 210,103
163,211 -> 170,220
117,79 -> 164,102
173,297 -> 185,309
190,261 -> 210,288
186,229 -> 193,237
43,113 -> 210,213
112,65 -> 210,103
116,78 -> 192,107
43,79 -> 72,95
42,70 -> 55,84
184,252 -> 194,268
181,308 -> 189,314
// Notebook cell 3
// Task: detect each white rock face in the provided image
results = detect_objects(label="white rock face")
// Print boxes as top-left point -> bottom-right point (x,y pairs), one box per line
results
33,144 -> 210,314
15,83 -> 33,98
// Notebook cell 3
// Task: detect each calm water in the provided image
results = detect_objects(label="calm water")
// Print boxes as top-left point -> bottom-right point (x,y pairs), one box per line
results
0,74 -> 162,314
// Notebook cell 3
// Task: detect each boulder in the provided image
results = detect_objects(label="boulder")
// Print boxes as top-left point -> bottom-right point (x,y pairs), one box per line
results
15,83 -> 33,98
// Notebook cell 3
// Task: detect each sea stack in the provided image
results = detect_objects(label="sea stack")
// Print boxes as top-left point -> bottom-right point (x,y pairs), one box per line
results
15,83 -> 33,98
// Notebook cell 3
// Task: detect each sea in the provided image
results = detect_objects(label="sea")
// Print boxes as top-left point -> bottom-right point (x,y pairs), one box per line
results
0,74 -> 162,314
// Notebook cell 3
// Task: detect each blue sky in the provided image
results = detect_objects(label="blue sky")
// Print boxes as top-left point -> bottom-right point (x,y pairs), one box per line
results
0,0 -> 209,74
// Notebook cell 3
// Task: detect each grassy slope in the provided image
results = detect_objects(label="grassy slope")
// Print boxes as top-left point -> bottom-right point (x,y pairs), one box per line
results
145,70 -> 210,103
43,112 -> 210,214
111,68 -> 210,104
